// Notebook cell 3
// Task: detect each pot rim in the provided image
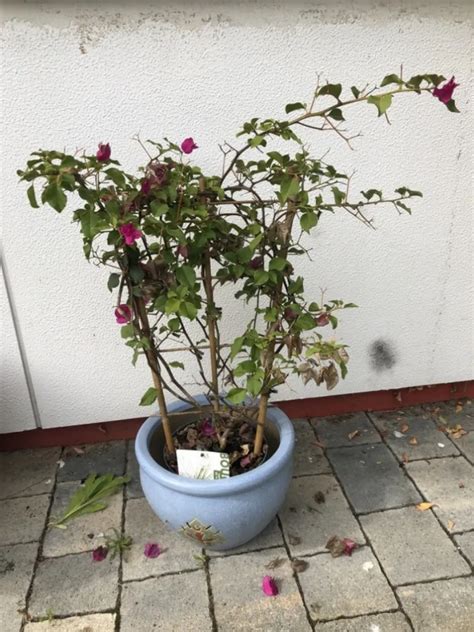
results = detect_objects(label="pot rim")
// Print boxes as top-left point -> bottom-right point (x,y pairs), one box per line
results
135,394 -> 295,497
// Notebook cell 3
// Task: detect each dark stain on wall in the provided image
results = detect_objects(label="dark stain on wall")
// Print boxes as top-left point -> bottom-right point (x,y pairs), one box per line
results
369,339 -> 397,371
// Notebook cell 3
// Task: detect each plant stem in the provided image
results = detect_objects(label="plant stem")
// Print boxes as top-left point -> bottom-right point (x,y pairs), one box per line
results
254,193 -> 299,455
200,177 -> 220,412
134,297 -> 175,453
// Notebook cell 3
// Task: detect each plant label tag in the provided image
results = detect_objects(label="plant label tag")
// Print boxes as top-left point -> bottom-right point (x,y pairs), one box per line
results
176,450 -> 230,480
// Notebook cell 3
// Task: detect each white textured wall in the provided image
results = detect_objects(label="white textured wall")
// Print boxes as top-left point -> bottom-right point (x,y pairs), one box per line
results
1,1 -> 473,430
0,264 -> 36,432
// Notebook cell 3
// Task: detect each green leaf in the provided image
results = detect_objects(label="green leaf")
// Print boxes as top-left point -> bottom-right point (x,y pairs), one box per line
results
328,108 -> 344,121
249,135 -> 266,147
254,270 -> 269,286
42,181 -> 67,212
279,175 -> 299,205
226,387 -> 247,405
380,73 -> 402,87
121,323 -> 134,339
105,168 -> 126,188
247,374 -> 263,396
296,313 -> 316,331
27,184 -> 39,208
285,102 -> 306,114
139,387 -> 158,406
129,265 -> 145,284
332,187 -> 346,205
318,83 -> 342,100
49,473 -> 129,528
176,265 -> 196,288
445,99 -> 460,113
165,297 -> 181,314
351,86 -> 360,99
230,335 -> 245,359
269,257 -> 288,272
367,94 -> 393,117
150,201 -> 168,216
107,273 -> 120,292
169,361 -> 185,369
180,301 -> 198,319
300,212 -> 318,232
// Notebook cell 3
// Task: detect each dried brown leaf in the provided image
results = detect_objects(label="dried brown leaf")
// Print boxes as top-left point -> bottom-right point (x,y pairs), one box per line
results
416,502 -> 436,511
291,559 -> 309,573
325,535 -> 346,558
409,437 -> 418,446
400,423 -> 409,434
347,430 -> 360,441
265,557 -> 286,570
288,533 -> 302,546
401,452 -> 409,464
447,520 -> 455,531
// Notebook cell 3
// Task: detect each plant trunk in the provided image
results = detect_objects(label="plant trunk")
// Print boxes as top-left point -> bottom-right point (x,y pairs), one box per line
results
253,192 -> 299,456
134,297 -> 175,454
199,176 -> 220,413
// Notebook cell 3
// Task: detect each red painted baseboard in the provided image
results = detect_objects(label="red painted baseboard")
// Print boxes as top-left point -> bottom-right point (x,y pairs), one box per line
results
1,380 -> 472,452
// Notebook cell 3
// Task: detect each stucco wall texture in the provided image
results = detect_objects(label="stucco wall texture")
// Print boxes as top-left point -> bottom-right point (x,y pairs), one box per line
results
1,1 -> 473,431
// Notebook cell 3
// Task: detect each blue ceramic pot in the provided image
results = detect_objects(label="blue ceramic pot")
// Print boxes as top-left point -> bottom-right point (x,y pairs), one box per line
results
135,395 -> 294,550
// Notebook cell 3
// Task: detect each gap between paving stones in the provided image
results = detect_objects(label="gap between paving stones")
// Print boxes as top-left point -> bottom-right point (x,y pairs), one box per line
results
28,608 -> 116,623
310,414 -> 417,632
120,566 -> 202,585
203,552 -> 218,632
20,448 -> 64,632
308,607 -> 403,625
114,439 -> 130,632
365,412 -> 474,576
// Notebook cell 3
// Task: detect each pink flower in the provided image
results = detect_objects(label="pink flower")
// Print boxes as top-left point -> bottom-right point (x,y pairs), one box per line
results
200,418 -> 216,437
115,304 -> 132,324
284,307 -> 298,321
262,575 -> 279,596
141,178 -> 152,195
96,143 -> 111,162
92,546 -> 108,562
433,77 -> 459,104
250,256 -> 264,270
181,137 -> 198,154
144,542 -> 161,558
119,223 -> 143,246
176,244 -> 189,258
342,538 -> 358,556
315,313 -> 330,327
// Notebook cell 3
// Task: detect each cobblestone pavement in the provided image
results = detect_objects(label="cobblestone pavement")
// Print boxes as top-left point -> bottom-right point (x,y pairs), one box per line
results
1,399 -> 473,631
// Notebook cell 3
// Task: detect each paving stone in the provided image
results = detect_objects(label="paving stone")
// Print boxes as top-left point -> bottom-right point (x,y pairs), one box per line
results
210,547 -> 310,631
279,475 -> 364,557
455,532 -> 474,565
0,495 -> 49,545
58,442 -> 126,482
298,549 -> 397,622
0,448 -> 61,500
326,443 -> 421,513
29,552 -> 119,617
293,419 -> 331,476
369,407 -> 459,460
123,497 -> 199,580
397,576 -> 474,632
311,413 -> 382,448
24,614 -> 116,631
406,457 -> 473,532
126,441 -> 143,498
0,543 -> 38,631
208,518 -> 283,557
121,570 -> 211,632
43,482 -> 123,557
313,612 -> 410,631
425,399 -> 474,463
360,506 -> 470,585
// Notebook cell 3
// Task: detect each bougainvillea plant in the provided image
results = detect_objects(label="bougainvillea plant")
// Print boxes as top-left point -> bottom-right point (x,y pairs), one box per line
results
19,72 -> 458,469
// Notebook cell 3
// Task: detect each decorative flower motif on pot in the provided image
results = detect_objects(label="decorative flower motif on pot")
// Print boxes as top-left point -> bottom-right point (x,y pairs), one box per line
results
180,518 -> 224,546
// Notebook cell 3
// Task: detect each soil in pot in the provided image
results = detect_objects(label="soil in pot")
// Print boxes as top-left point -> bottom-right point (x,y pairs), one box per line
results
161,407 -> 270,477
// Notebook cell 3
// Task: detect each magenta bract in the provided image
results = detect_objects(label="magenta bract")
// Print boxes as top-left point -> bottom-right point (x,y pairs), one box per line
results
96,143 -> 111,162
433,77 -> 459,104
115,304 -> 132,324
119,223 -> 143,246
144,542 -> 162,558
181,137 -> 198,154
92,546 -> 108,562
262,575 -> 279,596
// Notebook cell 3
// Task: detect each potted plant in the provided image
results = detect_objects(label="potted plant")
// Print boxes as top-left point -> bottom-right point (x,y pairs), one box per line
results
19,71 -> 458,549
